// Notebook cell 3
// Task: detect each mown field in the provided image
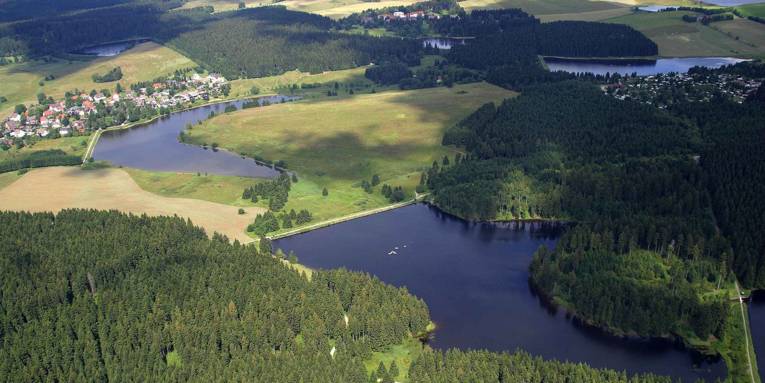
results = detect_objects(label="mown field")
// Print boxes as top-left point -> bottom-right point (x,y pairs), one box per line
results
460,0 -> 624,14
0,42 -> 196,116
281,0 -> 419,18
0,166 -> 264,242
606,11 -> 765,58
186,82 -> 515,230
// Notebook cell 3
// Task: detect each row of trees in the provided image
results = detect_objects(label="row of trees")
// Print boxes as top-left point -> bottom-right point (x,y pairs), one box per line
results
0,210 -> 430,381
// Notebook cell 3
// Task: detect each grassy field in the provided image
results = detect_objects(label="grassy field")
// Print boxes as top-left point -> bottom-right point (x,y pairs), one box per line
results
186,82 -> 515,233
0,136 -> 90,162
736,3 -> 765,18
606,11 -> 765,58
125,168 -> 259,206
461,0 -> 624,14
280,0 -> 418,18
0,167 -> 265,243
228,66 -> 374,99
0,42 -> 196,116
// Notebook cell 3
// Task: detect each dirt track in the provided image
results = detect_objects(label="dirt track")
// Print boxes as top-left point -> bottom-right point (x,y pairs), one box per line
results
0,167 -> 263,243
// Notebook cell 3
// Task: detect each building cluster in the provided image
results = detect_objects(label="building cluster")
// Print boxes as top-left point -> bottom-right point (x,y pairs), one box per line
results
373,10 -> 442,22
604,72 -> 762,108
2,73 -> 228,143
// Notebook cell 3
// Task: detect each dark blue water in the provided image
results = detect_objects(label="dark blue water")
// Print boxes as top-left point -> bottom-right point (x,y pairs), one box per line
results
274,203 -> 725,382
750,291 -> 765,379
93,97 -> 293,178
544,57 -> 748,76
421,38 -> 468,50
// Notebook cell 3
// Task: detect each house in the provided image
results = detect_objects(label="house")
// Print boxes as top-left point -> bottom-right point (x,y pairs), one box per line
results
10,129 -> 26,138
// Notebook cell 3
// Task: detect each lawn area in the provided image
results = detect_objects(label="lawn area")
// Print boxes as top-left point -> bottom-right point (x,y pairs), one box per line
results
0,166 -> 264,243
0,171 -> 20,190
0,42 -> 196,116
0,136 -> 90,162
186,82 -> 515,232
606,11 -> 765,58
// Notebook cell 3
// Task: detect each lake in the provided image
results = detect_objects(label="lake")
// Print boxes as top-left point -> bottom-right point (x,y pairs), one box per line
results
274,203 -> 726,382
638,5 -> 679,12
751,291 -> 765,378
92,97 -> 294,178
544,57 -> 748,76
73,39 -> 150,56
421,38 -> 468,50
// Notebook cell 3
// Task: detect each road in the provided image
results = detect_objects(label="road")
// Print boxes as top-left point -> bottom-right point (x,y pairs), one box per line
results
736,280 -> 757,383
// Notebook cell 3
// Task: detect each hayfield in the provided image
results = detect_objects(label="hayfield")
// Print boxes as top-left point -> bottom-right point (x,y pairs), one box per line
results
0,42 -> 196,116
0,167 -> 264,242
460,0 -> 623,14
607,11 -> 765,58
279,0 -> 418,18
186,82 -> 515,227
228,66 -> 373,99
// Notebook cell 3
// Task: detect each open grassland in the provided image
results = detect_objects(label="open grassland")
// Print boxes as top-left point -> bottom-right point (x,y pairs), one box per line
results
0,136 -> 89,161
461,0 -> 624,14
187,83 -> 515,230
736,3 -> 765,18
0,167 -> 264,242
0,42 -> 196,116
0,172 -> 20,190
280,0 -> 418,18
229,66 -> 374,99
540,7 -> 633,22
124,168 -> 259,206
180,0 -> 259,12
606,11 -> 765,58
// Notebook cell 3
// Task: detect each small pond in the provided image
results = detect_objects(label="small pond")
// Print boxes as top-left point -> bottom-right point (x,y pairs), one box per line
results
421,38 -> 468,50
544,56 -> 748,76
274,203 -> 726,382
93,96 -> 295,178
73,39 -> 150,57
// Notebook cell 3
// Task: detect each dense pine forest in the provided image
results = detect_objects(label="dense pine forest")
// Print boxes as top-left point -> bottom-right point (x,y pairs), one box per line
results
0,210 -> 430,381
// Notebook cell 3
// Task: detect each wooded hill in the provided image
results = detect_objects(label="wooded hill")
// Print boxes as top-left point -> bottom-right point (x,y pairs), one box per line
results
426,80 -> 756,340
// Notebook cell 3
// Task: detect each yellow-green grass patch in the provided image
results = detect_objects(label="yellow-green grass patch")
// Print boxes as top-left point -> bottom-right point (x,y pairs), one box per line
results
0,171 -> 21,190
124,168 -> 262,206
540,7 -> 633,22
0,167 -> 265,243
188,82 -> 515,228
461,0 -> 623,14
736,3 -> 765,18
279,0 -> 417,18
229,66 -> 373,99
0,42 -> 196,116
364,337 -> 424,382
0,136 -> 90,162
606,11 -> 765,58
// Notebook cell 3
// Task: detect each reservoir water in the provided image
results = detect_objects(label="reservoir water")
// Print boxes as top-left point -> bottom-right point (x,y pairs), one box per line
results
421,38 -> 468,50
751,291 -> 765,377
274,203 -> 725,382
544,57 -> 748,76
92,97 -> 293,178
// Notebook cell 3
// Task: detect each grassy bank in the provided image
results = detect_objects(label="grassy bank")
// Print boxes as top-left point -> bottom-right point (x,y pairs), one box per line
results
0,135 -> 89,162
185,82 -> 515,236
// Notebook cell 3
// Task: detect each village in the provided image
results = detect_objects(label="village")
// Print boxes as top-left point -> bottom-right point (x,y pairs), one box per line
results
604,71 -> 762,108
1,72 -> 229,146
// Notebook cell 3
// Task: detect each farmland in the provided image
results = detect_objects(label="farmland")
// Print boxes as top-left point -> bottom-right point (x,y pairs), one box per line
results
0,166 -> 264,242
